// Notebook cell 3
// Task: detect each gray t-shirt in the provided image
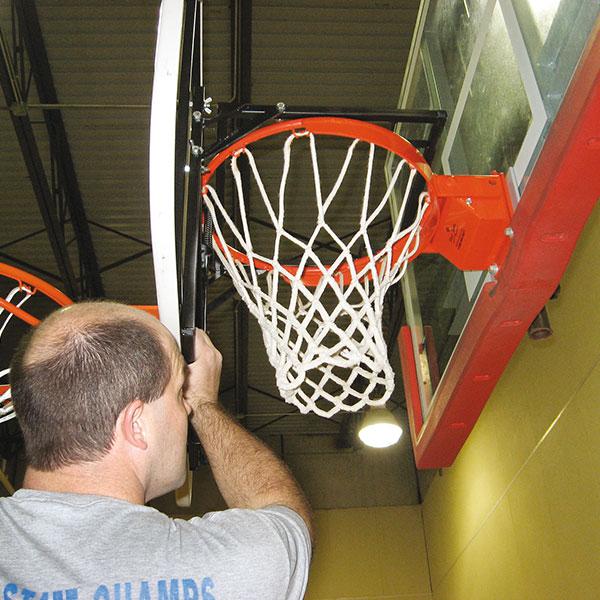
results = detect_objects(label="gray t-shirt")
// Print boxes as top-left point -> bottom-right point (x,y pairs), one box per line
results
0,489 -> 311,600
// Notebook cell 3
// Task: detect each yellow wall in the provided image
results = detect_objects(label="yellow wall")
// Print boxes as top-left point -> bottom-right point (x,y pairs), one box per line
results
305,506 -> 432,600
422,203 -> 600,600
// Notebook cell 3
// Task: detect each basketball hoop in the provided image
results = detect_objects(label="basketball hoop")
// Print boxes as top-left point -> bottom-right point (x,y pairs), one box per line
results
201,117 -> 513,418
0,263 -> 73,424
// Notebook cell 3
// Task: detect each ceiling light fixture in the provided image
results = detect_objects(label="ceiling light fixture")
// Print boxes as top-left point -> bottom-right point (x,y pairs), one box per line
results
358,407 -> 403,448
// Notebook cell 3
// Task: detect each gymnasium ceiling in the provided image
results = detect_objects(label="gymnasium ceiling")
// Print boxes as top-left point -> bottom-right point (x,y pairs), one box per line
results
0,0 -> 425,508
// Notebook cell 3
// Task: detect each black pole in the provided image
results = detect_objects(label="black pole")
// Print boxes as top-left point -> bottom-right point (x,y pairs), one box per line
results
231,0 -> 252,423
177,0 -> 208,471
180,0 -> 206,362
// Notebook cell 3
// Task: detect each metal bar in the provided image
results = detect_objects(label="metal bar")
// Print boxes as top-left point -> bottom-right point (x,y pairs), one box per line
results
202,106 -> 279,161
0,28 -> 77,297
384,281 -> 406,362
250,412 -> 293,434
192,0 -> 207,335
336,414 -> 356,449
180,0 -> 205,360
238,0 -> 252,105
202,106 -> 445,170
250,414 -> 342,435
239,105 -> 447,124
230,0 -> 252,426
0,105 -> 451,127
254,431 -> 344,437
244,411 -> 335,418
202,107 -> 444,162
176,0 -> 207,471
211,108 -> 229,281
2,103 -> 150,110
15,1 -> 104,297
0,227 -> 47,250
98,248 -> 152,274
87,220 -> 151,247
0,251 -> 62,282
207,285 -> 237,313
422,113 -> 447,164
234,300 -> 248,426
174,0 -> 196,291
247,385 -> 285,403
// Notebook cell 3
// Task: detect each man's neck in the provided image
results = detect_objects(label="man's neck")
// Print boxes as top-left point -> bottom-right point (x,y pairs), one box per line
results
23,458 -> 146,505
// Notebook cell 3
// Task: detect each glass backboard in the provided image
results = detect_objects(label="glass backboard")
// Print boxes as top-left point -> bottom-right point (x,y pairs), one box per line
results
393,0 -> 599,467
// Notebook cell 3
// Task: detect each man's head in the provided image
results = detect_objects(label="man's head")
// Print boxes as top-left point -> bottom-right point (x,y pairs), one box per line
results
10,301 -> 190,500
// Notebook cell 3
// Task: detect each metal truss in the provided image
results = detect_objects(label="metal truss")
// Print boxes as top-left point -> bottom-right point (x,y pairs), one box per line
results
0,1 -> 103,298
1,2 -> 156,299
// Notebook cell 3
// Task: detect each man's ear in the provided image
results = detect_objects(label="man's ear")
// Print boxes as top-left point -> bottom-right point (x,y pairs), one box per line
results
119,399 -> 148,451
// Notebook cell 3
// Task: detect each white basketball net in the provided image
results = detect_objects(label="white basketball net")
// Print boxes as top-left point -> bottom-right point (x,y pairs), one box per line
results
203,131 -> 430,418
0,285 -> 33,424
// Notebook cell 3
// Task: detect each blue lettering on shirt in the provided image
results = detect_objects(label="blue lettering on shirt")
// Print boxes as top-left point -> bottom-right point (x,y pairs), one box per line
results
156,580 -> 178,600
93,586 -> 109,600
2,579 -> 215,600
200,579 -> 215,600
138,581 -> 150,600
3,584 -> 17,600
180,580 -> 196,600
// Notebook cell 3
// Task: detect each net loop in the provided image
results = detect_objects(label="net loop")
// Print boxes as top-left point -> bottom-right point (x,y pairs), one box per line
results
203,123 -> 431,417
0,286 -> 34,424
0,369 -> 12,425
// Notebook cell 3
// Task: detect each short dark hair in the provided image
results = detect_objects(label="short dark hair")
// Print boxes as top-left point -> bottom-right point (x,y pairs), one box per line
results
10,314 -> 171,471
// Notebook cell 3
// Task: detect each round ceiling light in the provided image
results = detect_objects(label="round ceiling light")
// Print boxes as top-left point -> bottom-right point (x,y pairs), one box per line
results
358,408 -> 403,448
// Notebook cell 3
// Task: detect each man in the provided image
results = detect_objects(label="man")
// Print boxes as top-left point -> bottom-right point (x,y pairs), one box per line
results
0,301 -> 313,599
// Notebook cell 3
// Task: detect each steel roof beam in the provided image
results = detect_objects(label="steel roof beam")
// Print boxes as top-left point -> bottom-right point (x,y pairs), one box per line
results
0,28 -> 78,297
13,1 -> 104,297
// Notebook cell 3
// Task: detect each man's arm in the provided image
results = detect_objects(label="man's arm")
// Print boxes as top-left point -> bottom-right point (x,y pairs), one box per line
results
184,329 -> 314,543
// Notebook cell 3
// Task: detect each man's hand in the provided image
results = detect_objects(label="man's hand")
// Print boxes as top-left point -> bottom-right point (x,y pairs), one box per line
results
183,329 -> 222,414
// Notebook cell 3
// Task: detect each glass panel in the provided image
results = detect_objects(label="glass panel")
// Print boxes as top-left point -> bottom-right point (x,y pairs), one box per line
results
450,2 -> 532,175
431,0 -> 489,107
422,0 -> 490,172
513,0 -> 599,117
522,0 -> 562,43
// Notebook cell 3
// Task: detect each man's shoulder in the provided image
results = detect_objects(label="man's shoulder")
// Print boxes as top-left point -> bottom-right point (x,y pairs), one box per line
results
188,505 -> 312,566
192,504 -> 309,538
